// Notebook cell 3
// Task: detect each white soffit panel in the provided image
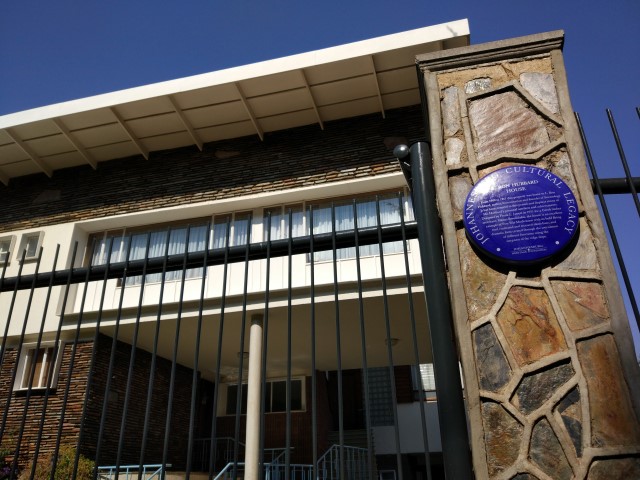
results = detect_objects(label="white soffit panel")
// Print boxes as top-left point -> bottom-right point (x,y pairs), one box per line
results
0,144 -> 29,164
248,88 -> 312,118
0,19 -> 470,183
43,151 -> 88,170
72,123 -> 129,148
2,161 -> 40,178
260,109 -> 319,133
115,96 -> 175,120
126,113 -> 184,138
184,102 -> 247,129
89,142 -> 141,162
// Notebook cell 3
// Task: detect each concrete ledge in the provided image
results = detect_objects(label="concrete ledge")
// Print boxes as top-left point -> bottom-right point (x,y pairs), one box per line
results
416,30 -> 564,72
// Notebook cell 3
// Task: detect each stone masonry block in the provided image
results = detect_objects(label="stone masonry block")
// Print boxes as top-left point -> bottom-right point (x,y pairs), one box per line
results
551,280 -> 609,331
481,401 -> 523,476
577,335 -> 640,447
469,91 -> 550,161
496,286 -> 567,366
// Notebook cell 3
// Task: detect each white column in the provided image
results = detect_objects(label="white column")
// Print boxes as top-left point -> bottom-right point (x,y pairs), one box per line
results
244,313 -> 264,480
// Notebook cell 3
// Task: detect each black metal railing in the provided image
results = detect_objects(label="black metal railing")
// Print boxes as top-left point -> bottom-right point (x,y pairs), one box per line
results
576,108 -> 640,333
0,195 -> 438,480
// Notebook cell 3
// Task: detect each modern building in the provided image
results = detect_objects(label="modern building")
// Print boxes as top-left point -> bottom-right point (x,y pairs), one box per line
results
0,20 -> 471,479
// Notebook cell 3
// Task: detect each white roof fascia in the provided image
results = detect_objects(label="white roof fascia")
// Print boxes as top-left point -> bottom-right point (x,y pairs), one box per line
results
0,19 -> 469,130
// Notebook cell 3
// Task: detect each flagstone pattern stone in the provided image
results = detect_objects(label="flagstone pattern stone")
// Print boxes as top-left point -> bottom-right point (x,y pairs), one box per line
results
512,362 -> 574,415
473,323 -> 511,393
530,418 -> 573,480
418,31 -> 640,478
587,458 -> 640,479
496,287 -> 567,366
556,387 -> 583,457
481,402 -> 523,476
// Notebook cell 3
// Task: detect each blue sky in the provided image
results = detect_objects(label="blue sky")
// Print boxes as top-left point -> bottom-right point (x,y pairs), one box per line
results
1,0 -> 639,351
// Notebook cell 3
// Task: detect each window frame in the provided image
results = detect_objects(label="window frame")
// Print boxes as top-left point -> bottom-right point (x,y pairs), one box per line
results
17,231 -> 44,262
88,220 -> 211,286
262,203 -> 305,241
0,235 -> 16,266
13,342 -> 63,392
213,211 -> 253,248
83,188 -> 412,282
224,377 -> 306,416
307,190 -> 413,263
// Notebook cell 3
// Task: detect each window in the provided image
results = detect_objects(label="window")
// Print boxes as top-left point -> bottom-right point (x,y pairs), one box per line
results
263,204 -> 305,241
417,363 -> 436,391
311,192 -> 413,262
17,231 -> 44,261
367,367 -> 394,426
15,344 -> 61,390
90,223 -> 209,285
85,189 -> 412,283
414,362 -> 464,394
212,212 -> 252,248
0,235 -> 16,266
88,213 -> 254,286
226,378 -> 304,415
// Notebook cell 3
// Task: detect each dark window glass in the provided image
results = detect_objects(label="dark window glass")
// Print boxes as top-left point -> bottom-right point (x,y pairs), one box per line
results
264,381 -> 272,412
290,379 -> 302,411
271,381 -> 287,413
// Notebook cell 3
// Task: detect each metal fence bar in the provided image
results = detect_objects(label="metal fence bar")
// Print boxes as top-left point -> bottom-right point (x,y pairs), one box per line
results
0,248 -> 39,453
138,227 -> 172,476
232,215 -> 252,479
402,140 -> 474,479
57,244 -> 93,480
352,200 -> 374,480
94,234 -> 134,475
376,196 -> 404,480
258,213 -> 272,480
161,225 -> 193,475
576,112 -> 640,330
76,238 -> 113,477
330,203 -> 345,480
607,109 -> 640,216
31,244 -> 79,479
115,232 -> 152,475
185,223 -> 211,479
309,206 -> 318,480
209,220 -> 232,478
10,247 -> 58,478
590,177 -> 640,195
285,208 -> 294,479
0,249 -> 29,440
399,194 -> 433,480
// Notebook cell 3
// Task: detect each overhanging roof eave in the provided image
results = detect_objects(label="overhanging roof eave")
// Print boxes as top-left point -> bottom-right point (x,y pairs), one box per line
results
0,19 -> 469,129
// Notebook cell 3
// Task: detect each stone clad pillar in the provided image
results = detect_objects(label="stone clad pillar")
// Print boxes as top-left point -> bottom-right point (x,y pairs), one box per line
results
417,32 -> 640,479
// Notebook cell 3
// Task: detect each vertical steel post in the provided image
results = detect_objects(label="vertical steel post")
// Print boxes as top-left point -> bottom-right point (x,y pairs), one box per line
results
401,141 -> 474,479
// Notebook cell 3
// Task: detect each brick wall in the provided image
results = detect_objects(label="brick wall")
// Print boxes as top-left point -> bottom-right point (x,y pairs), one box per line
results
0,335 -> 215,472
83,334 -> 215,469
0,342 -> 92,469
0,106 -> 424,233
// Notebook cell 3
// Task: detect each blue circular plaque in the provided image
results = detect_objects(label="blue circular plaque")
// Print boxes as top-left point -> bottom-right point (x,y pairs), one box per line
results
463,166 -> 579,264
